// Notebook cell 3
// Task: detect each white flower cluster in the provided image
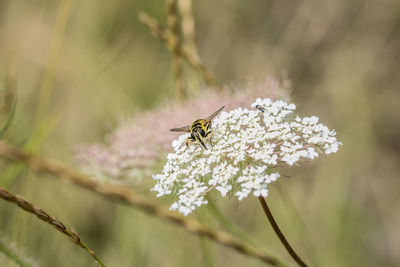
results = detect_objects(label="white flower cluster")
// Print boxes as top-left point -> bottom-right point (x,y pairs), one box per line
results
152,98 -> 341,215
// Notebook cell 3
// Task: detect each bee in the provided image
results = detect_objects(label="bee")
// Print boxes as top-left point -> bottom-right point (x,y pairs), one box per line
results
170,106 -> 225,149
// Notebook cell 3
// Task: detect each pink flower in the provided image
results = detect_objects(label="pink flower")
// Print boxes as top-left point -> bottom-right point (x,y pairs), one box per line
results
75,76 -> 291,181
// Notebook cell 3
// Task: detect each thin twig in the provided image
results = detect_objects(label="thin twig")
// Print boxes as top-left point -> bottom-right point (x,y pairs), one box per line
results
0,186 -> 105,267
258,197 -> 308,267
138,12 -> 219,88
0,141 -> 288,267
166,0 -> 186,101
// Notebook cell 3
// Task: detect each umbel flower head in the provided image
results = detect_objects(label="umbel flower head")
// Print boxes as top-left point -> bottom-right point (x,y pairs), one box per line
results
152,98 -> 342,215
75,76 -> 290,181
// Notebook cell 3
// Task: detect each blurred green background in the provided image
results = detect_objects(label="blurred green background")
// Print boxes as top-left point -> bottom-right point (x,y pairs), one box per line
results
0,0 -> 399,266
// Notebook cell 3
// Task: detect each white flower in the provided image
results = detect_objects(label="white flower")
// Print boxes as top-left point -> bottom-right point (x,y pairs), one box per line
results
152,98 -> 342,215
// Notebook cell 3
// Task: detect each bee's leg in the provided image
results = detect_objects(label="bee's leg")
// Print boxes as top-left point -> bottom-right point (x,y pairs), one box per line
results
199,138 -> 208,150
195,132 -> 208,150
186,137 -> 194,148
205,131 -> 214,147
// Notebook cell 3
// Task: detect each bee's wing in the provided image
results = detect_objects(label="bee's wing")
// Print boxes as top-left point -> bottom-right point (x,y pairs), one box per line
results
206,106 -> 225,122
170,125 -> 191,132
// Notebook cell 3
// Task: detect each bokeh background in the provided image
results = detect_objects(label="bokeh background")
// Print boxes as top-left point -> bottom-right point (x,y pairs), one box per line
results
1,0 -> 400,266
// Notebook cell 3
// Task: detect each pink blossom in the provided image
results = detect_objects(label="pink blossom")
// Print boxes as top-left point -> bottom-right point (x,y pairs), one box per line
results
75,76 -> 291,181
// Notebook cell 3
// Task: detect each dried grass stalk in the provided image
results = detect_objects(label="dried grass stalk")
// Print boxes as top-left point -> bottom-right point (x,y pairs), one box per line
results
166,0 -> 186,101
0,141 -> 287,267
138,12 -> 219,88
0,185 -> 105,267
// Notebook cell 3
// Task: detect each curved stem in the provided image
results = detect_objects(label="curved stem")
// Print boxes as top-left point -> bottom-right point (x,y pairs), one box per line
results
275,186 -> 320,266
0,186 -> 106,267
258,197 -> 308,267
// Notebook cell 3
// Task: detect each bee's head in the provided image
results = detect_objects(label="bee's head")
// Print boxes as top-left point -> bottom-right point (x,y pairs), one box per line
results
204,120 -> 212,130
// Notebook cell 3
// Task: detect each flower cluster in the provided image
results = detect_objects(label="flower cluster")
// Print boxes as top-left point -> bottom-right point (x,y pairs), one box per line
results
152,98 -> 341,215
75,76 -> 290,181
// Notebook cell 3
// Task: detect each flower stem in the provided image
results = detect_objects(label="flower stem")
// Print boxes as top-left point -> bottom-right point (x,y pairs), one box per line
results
258,197 -> 308,267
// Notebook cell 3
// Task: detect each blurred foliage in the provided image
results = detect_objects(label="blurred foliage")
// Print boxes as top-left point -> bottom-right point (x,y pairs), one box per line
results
0,0 -> 399,266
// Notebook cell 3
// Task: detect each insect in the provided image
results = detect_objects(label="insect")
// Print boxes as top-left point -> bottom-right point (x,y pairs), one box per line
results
255,105 -> 266,113
170,106 -> 225,149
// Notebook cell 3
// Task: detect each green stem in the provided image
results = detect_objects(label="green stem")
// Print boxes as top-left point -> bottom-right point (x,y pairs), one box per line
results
258,197 -> 308,267
275,186 -> 320,266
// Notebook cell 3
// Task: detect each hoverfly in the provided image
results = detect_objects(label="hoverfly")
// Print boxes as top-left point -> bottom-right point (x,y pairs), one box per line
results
170,106 -> 225,149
